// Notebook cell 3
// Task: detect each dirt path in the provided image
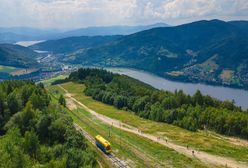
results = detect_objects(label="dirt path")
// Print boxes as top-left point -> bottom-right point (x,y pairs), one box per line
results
65,93 -> 77,110
59,85 -> 248,168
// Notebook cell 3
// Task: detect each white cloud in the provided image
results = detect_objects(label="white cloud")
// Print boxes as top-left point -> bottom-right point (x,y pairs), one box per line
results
0,0 -> 247,29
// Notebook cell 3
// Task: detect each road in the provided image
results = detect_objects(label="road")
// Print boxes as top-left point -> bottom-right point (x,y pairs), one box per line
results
59,85 -> 248,168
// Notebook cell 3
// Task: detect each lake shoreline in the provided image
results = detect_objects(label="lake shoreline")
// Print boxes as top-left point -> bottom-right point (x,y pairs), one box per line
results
105,67 -> 248,109
103,66 -> 247,91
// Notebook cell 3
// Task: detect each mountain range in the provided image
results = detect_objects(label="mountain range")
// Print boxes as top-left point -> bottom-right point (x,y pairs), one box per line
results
0,23 -> 169,43
30,35 -> 122,54
1,19 -> 248,89
32,19 -> 248,88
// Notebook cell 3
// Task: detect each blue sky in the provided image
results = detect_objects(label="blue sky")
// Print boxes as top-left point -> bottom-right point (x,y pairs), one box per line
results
0,0 -> 247,29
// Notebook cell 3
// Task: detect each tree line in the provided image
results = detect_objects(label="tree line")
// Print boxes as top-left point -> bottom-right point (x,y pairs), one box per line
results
68,68 -> 248,139
0,80 -> 96,168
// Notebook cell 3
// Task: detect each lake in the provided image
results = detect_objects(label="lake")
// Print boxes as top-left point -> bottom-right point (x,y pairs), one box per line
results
108,68 -> 248,109
15,40 -> 44,47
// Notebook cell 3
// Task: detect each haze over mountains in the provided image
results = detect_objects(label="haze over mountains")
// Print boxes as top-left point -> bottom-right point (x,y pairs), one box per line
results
0,23 -> 169,43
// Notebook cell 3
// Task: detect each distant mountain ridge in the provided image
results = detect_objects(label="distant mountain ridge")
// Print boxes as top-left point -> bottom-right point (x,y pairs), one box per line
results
59,23 -> 169,37
0,23 -> 169,43
1,19 -> 248,89
30,35 -> 122,54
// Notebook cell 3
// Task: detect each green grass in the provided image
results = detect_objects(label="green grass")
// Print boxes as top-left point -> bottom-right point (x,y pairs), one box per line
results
56,82 -> 248,164
48,84 -> 209,168
0,65 -> 19,73
40,75 -> 67,87
70,108 -> 208,168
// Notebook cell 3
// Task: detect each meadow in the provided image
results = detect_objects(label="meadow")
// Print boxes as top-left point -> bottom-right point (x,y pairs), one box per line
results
48,84 -> 210,168
56,82 -> 248,164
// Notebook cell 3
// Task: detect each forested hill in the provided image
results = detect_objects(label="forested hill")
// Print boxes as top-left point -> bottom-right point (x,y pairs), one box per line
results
0,44 -> 39,68
30,35 -> 122,54
229,21 -> 248,34
63,19 -> 248,89
0,81 -> 96,167
67,68 -> 248,139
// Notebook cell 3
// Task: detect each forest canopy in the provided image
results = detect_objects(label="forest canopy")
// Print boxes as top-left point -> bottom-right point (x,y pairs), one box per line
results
68,68 -> 248,139
0,80 -> 96,168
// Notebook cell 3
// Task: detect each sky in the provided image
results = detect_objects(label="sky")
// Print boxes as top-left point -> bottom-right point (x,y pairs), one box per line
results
0,0 -> 247,29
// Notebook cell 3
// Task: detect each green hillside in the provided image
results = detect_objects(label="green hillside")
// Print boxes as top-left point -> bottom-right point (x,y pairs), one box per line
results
30,35 -> 122,54
0,44 -> 39,68
62,20 -> 248,89
68,68 -> 248,139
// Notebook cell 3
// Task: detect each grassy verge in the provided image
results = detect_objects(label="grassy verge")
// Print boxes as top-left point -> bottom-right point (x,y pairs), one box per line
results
55,82 -> 248,163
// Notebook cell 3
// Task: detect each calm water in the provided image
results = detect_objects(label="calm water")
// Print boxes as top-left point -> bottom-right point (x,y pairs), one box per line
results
15,40 -> 44,47
108,68 -> 248,109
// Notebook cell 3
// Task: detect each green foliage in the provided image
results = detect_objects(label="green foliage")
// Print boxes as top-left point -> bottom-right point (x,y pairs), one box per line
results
23,130 -> 40,158
58,20 -> 248,89
58,95 -> 66,107
0,128 -> 32,168
0,44 -> 39,68
0,80 -> 96,167
31,35 -> 121,54
7,92 -> 22,114
72,68 -> 248,139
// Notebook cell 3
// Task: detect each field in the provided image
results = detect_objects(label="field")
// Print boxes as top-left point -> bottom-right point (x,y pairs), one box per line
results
40,74 -> 67,86
10,68 -> 39,76
57,82 -> 248,163
48,84 -> 209,168
0,65 -> 19,73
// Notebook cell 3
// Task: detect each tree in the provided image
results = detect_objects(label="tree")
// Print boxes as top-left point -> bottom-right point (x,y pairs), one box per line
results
113,96 -> 126,109
193,90 -> 204,105
59,95 -> 66,107
21,102 -> 36,133
162,97 -> 177,109
132,96 -> 149,112
0,128 -> 32,168
29,91 -> 50,110
149,102 -> 164,121
65,128 -> 87,150
21,85 -> 34,106
23,131 -> 40,158
0,93 -> 5,132
49,117 -> 68,144
7,92 -> 21,114
36,115 -> 52,143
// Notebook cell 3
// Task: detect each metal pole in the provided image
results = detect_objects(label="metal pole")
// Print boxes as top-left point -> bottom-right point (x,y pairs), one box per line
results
119,121 -> 121,148
108,125 -> 111,137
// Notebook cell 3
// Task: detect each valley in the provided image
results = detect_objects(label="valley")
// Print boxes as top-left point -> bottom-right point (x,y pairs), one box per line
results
29,20 -> 248,90
1,1 -> 248,168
